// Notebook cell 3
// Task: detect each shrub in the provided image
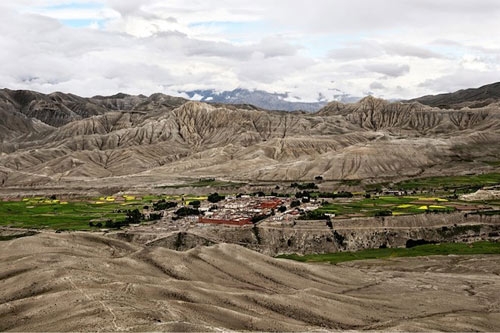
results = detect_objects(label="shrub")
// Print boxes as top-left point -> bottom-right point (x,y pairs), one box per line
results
153,199 -> 177,211
148,213 -> 162,221
175,207 -> 200,217
208,193 -> 225,203
126,209 -> 143,224
374,210 -> 392,217
189,200 -> 201,207
291,183 -> 318,190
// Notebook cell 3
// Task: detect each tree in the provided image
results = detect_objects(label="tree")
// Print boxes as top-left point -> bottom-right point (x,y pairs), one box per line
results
290,200 -> 301,208
126,209 -> 143,224
208,192 -> 225,203
189,200 -> 201,207
291,182 -> 318,190
105,219 -> 115,228
295,191 -> 311,199
148,213 -> 162,221
175,207 -> 200,217
374,210 -> 392,217
153,199 -> 177,211
298,210 -> 327,220
278,205 -> 287,213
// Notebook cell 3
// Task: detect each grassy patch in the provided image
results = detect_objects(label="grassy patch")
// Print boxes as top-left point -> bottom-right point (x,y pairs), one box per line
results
277,241 -> 500,264
394,173 -> 500,191
483,161 -> 500,167
317,195 -> 455,217
340,179 -> 362,186
0,199 -> 146,231
0,231 -> 38,241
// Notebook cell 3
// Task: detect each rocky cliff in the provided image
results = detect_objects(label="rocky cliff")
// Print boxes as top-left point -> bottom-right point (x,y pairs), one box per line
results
112,213 -> 500,256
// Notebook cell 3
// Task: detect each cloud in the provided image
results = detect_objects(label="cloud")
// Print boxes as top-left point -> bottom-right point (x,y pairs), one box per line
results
418,69 -> 500,94
328,42 -> 384,61
383,42 -> 442,59
365,64 -> 410,78
0,1 -> 499,101
329,41 -> 441,62
370,82 -> 385,90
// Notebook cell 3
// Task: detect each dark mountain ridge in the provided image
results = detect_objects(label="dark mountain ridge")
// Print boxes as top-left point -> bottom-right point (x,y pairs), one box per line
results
409,82 -> 500,109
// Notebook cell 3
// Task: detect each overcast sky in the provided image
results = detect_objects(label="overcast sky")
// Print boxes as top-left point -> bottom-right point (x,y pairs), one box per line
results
1,0 -> 499,101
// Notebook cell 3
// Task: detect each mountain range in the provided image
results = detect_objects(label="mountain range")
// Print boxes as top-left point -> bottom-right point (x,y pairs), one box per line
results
0,83 -> 500,189
182,88 -> 360,112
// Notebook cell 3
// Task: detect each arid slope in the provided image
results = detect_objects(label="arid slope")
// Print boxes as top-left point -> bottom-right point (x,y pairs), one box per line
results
1,88 -> 500,188
0,233 -> 499,331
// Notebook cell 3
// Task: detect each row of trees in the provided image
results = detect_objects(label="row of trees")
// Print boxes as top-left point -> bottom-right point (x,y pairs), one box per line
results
290,182 -> 319,190
89,208 -> 147,229
153,199 -> 177,211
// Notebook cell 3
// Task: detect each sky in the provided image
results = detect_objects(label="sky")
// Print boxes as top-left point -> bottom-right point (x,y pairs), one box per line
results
1,0 -> 499,101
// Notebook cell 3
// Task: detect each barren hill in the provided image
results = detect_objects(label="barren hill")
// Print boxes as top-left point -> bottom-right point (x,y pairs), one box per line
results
1,232 -> 499,331
1,87 -> 500,189
410,81 -> 500,109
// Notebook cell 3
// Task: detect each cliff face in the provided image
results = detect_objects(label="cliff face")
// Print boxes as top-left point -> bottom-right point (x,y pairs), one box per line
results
112,213 -> 500,256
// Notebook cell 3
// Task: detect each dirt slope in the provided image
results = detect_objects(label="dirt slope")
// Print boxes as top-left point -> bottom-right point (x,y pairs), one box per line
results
1,89 -> 500,188
1,233 -> 499,331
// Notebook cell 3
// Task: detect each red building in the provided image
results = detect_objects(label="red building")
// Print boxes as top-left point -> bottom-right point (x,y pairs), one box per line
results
259,198 -> 282,209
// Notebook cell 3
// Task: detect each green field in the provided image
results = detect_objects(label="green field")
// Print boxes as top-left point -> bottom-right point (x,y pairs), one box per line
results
159,179 -> 246,189
390,173 -> 500,191
316,195 -> 454,218
277,241 -> 500,264
483,160 -> 500,167
0,198 -> 147,231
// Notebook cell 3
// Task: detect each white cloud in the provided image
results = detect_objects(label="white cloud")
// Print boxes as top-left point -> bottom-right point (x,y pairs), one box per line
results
0,1 -> 499,100
365,64 -> 410,78
370,82 -> 385,90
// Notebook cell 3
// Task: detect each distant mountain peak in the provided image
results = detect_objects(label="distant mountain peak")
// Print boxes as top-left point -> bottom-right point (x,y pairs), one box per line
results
181,88 -> 338,112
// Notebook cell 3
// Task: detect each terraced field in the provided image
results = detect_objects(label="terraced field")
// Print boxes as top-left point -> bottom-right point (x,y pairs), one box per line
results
316,195 -> 456,218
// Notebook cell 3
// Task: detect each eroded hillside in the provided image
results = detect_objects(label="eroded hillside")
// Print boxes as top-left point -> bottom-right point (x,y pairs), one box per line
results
1,232 -> 499,331
1,89 -> 500,188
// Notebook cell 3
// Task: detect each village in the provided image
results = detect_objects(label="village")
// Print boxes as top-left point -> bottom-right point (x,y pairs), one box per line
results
142,194 -> 322,233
